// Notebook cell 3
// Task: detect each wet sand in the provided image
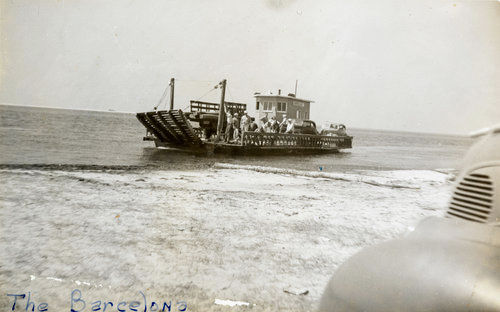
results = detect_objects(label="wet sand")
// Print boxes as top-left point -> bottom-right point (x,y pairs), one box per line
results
0,165 -> 452,311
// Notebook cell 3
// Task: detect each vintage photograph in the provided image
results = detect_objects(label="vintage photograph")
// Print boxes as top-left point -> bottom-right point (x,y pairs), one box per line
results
1,0 -> 499,311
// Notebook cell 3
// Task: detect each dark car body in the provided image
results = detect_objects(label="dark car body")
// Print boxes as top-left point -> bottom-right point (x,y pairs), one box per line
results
293,119 -> 319,135
320,123 -> 347,136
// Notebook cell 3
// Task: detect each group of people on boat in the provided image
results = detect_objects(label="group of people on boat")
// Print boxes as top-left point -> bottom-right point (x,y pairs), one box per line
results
259,116 -> 295,134
223,106 -> 295,143
223,109 -> 253,143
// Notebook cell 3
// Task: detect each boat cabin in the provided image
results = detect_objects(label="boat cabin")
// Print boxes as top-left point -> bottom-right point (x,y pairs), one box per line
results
254,91 -> 313,123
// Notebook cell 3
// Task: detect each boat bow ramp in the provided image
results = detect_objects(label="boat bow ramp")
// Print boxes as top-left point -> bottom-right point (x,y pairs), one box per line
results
136,110 -> 202,147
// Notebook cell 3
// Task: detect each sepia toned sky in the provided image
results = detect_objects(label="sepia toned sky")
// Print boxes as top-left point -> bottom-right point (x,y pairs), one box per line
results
1,0 -> 499,135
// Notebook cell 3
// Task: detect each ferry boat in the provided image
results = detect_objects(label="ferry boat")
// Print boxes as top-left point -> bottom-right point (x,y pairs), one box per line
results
136,79 -> 353,155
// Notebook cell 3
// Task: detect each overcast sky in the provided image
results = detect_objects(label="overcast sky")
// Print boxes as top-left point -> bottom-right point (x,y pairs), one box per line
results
1,0 -> 499,135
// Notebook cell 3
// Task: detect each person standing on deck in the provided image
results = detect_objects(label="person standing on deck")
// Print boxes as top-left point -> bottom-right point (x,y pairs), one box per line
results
258,116 -> 267,133
250,118 -> 259,132
224,107 -> 233,143
264,118 -> 272,132
280,116 -> 288,133
269,116 -> 279,133
232,113 -> 240,142
241,111 -> 251,134
285,118 -> 295,134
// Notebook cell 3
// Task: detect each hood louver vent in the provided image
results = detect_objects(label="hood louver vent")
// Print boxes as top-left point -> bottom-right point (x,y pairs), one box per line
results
446,173 -> 494,223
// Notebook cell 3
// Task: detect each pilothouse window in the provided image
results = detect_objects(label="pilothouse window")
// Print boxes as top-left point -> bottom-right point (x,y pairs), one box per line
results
263,101 -> 273,111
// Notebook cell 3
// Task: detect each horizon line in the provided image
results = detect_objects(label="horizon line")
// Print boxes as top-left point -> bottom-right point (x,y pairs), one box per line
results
0,102 -> 136,115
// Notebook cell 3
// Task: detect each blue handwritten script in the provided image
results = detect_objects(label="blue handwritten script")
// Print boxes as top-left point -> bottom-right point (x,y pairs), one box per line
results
6,290 -> 187,312
7,293 -> 48,312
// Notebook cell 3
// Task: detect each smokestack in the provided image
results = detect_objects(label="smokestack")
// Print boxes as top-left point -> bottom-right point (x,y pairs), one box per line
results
278,89 -> 281,95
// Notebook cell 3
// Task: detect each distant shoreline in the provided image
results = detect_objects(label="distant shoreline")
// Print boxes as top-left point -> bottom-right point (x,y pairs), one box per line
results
0,102 -> 135,115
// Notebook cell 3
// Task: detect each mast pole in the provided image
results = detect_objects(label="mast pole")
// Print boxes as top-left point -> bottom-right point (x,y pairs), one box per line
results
216,79 -> 227,142
294,79 -> 298,96
169,78 -> 175,110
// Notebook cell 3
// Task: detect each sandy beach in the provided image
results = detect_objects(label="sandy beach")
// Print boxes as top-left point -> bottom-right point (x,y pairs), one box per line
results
0,164 -> 453,311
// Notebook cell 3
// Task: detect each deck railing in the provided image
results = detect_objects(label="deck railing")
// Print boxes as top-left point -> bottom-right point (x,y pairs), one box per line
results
240,132 -> 352,149
190,101 -> 247,114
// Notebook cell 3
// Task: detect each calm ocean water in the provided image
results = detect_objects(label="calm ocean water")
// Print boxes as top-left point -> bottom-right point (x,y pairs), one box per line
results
0,104 -> 473,172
